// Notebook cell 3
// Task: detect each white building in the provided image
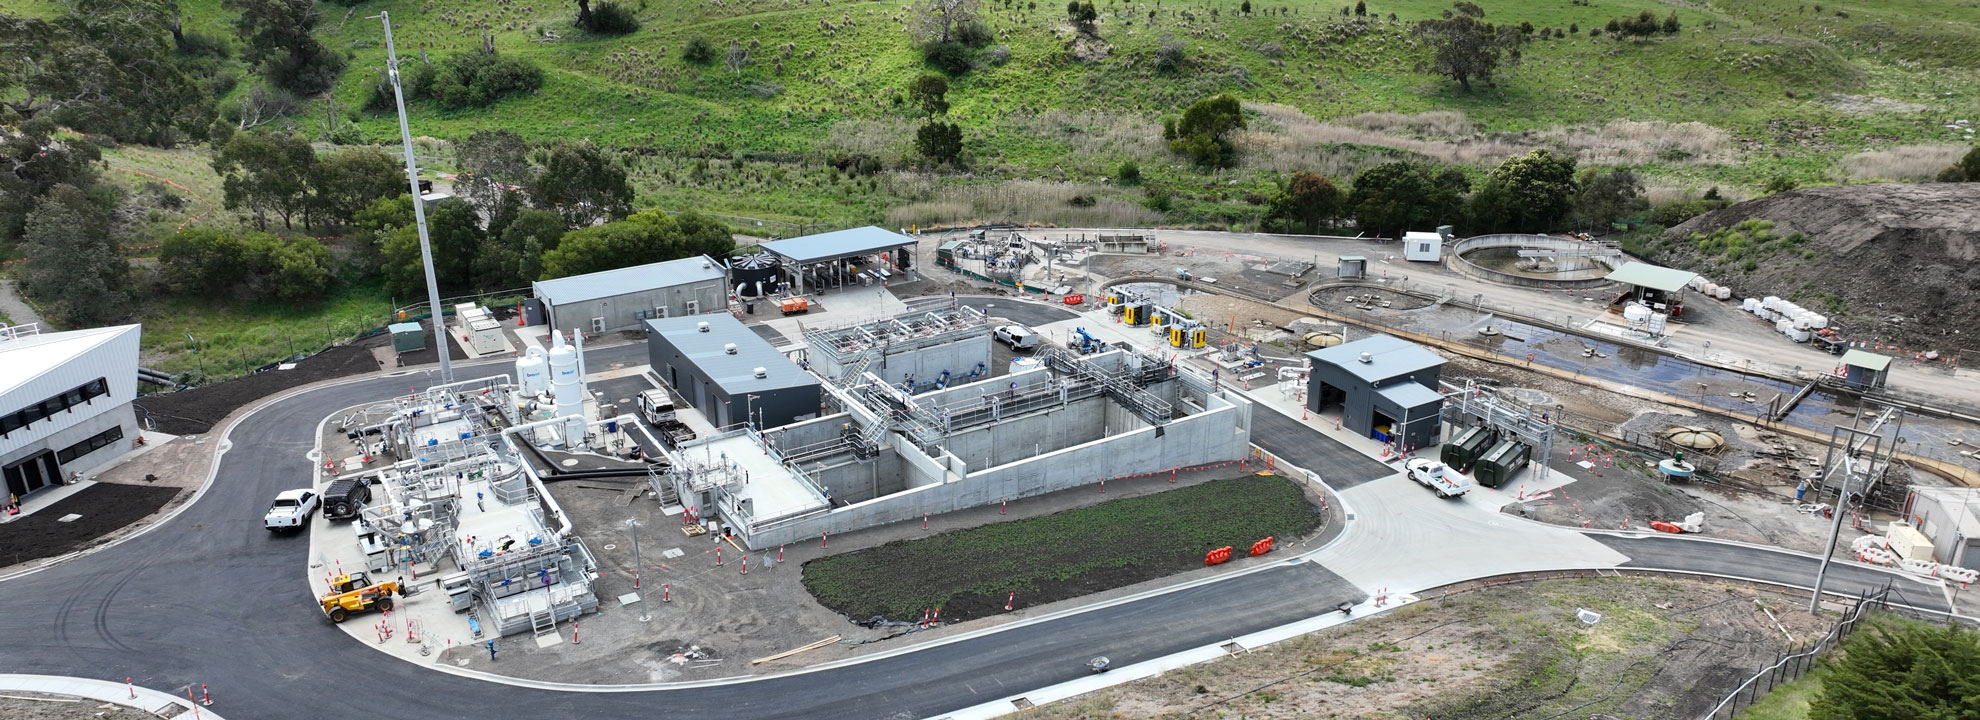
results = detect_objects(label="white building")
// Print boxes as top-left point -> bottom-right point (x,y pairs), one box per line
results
1,324 -> 141,501
1403,226 -> 1451,262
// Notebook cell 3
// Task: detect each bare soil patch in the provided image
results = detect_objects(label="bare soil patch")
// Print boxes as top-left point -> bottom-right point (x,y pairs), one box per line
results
0,697 -> 155,720
0,484 -> 180,567
133,343 -> 382,435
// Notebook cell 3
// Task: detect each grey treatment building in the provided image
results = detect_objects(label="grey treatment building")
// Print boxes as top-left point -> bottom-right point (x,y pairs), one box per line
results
1306,334 -> 1447,450
531,255 -> 728,335
645,314 -> 821,429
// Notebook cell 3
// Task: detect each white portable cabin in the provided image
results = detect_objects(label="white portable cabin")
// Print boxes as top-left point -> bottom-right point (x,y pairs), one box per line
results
1402,226 -> 1452,262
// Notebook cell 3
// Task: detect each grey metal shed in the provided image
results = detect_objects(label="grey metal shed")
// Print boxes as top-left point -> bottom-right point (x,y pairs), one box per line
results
1306,334 -> 1447,449
533,255 -> 728,335
645,314 -> 821,430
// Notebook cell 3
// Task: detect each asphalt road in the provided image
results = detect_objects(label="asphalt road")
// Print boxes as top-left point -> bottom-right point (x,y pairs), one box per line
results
1591,534 -> 1951,613
1248,403 -> 1395,489
0,330 -> 1958,719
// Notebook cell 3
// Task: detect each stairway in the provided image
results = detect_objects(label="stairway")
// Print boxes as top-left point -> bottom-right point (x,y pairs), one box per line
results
838,353 -> 874,385
529,604 -> 556,638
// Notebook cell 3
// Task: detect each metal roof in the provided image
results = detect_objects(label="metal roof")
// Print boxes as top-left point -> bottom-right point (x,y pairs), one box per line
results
1376,381 -> 1445,410
533,255 -> 725,307
645,314 -> 816,395
0,325 -> 138,399
1603,262 -> 1698,293
1839,349 -> 1892,372
755,226 -> 917,265
1307,334 -> 1446,384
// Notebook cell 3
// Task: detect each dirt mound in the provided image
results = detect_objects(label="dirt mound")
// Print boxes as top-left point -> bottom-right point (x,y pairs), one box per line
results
132,343 -> 384,435
1657,183 -> 1980,350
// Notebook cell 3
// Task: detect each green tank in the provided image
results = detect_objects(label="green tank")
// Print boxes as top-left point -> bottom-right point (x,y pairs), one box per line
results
1440,426 -> 1497,471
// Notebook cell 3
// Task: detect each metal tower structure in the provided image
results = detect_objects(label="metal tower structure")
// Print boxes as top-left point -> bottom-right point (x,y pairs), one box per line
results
375,10 -> 454,384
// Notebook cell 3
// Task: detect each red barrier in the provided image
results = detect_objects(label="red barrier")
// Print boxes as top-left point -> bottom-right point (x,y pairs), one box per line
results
1206,546 -> 1234,565
1063,294 -> 1085,305
1249,537 -> 1275,556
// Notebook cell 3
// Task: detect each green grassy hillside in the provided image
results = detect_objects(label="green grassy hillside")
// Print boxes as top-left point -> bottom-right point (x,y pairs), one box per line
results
8,0 -> 1979,227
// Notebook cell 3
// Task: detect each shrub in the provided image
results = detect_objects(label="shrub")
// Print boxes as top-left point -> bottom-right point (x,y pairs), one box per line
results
585,1 -> 641,34
682,37 -> 715,63
1143,185 -> 1173,212
410,51 -> 544,109
1154,36 -> 1187,72
1115,160 -> 1142,186
922,40 -> 975,74
981,44 -> 1012,66
1068,194 -> 1096,207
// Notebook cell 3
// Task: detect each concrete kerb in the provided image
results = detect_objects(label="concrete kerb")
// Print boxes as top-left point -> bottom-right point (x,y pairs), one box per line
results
0,674 -> 229,720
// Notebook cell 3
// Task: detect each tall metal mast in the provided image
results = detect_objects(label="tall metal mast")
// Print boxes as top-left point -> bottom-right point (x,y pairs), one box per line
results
375,11 -> 454,384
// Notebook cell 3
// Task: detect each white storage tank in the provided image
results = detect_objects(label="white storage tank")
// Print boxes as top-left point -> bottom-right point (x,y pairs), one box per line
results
1776,319 -> 1795,335
1787,327 -> 1811,343
1715,286 -> 1731,300
549,332 -> 583,444
1688,277 -> 1706,291
1811,314 -> 1828,329
516,347 -> 549,396
1623,303 -> 1653,325
1742,298 -> 1759,313
1702,282 -> 1719,297
1763,296 -> 1780,311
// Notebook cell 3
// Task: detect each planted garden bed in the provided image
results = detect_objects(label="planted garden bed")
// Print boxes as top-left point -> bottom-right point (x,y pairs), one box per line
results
801,474 -> 1322,624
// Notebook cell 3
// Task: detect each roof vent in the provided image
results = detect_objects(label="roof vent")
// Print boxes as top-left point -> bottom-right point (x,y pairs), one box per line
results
1358,351 -> 1373,364
724,343 -> 738,354
703,260 -> 712,269
752,367 -> 768,379
697,321 -> 710,333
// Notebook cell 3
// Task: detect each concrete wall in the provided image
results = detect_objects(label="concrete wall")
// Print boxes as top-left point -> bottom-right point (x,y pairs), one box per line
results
737,389 -> 1252,549
547,278 -> 727,334
819,333 -> 993,389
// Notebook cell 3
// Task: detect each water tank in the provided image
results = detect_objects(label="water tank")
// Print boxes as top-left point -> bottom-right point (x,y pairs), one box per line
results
1763,296 -> 1780,311
1702,283 -> 1719,297
1794,316 -> 1814,331
1811,314 -> 1828,329
1742,298 -> 1760,313
729,251 -> 780,297
1715,286 -> 1731,300
516,347 -> 549,396
1787,327 -> 1812,343
1775,319 -> 1795,335
1302,331 -> 1345,350
549,333 -> 583,444
1623,303 -> 1653,325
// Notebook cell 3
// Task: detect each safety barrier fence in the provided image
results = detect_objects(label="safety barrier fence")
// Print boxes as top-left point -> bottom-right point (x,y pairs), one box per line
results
1700,587 -> 1890,720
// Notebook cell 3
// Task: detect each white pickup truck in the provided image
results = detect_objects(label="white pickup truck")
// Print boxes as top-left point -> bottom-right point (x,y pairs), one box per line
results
264,488 -> 319,531
1405,458 -> 1475,498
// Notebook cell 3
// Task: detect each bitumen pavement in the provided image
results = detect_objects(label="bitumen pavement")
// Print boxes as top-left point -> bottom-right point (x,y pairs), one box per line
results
1590,533 -> 1952,613
1247,402 -> 1395,489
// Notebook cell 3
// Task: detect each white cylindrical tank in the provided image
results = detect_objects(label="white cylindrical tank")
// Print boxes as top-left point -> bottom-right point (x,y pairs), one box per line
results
516,346 -> 549,396
549,333 -> 583,444
1623,303 -> 1653,325
1715,286 -> 1731,300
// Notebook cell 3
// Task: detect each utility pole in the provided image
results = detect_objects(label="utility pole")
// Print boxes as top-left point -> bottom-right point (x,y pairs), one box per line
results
374,11 -> 453,384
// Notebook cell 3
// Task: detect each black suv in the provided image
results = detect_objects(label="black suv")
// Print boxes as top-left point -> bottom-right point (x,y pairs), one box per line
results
322,477 -> 373,521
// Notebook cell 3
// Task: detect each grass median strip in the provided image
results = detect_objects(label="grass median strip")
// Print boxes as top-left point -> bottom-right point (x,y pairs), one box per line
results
801,474 -> 1322,624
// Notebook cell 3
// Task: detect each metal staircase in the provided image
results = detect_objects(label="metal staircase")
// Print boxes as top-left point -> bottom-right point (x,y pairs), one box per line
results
838,353 -> 874,386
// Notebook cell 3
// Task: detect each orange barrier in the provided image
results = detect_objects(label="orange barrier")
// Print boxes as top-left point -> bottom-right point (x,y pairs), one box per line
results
1205,546 -> 1234,565
1063,294 -> 1085,305
1648,520 -> 1684,534
1249,537 -> 1275,556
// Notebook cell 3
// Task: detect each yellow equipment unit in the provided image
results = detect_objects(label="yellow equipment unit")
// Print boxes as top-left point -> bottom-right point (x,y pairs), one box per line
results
1168,326 -> 1184,347
320,571 -> 402,623
1189,326 -> 1208,348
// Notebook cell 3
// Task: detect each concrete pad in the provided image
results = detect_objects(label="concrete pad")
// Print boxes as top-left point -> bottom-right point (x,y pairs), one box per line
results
534,633 -> 563,649
1314,474 -> 1630,593
661,547 -> 684,559
55,514 -> 81,522
617,592 -> 643,606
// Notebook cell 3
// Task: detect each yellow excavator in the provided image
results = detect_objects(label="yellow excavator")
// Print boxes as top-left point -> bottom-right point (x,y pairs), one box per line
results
320,572 -> 402,623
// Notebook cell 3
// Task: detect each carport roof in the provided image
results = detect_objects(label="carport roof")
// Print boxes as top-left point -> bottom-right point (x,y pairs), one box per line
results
756,226 -> 917,265
1604,262 -> 1697,293
1307,334 -> 1446,383
1376,382 -> 1445,410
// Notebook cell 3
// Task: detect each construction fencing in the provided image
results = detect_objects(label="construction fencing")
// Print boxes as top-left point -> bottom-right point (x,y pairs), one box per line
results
1700,587 -> 1891,720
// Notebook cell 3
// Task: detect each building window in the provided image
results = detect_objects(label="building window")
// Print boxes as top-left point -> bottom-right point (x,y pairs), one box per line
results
0,376 -> 111,438
57,425 -> 125,464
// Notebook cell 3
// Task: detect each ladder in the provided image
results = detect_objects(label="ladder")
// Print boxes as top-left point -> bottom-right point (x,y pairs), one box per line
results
529,603 -> 556,638
838,353 -> 874,385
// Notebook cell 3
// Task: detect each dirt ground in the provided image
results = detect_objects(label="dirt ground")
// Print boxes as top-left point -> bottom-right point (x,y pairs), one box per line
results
133,342 -> 383,435
1031,576 -> 1833,720
0,484 -> 180,568
0,697 -> 159,720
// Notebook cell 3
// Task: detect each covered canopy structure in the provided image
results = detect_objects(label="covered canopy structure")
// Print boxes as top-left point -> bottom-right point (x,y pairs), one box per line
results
1604,261 -> 1698,312
756,226 -> 919,295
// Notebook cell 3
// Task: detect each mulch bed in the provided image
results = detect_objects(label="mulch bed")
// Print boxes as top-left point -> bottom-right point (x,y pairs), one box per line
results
0,484 -> 181,567
133,342 -> 385,435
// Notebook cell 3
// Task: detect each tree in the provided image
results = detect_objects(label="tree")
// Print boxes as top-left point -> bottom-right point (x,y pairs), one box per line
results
381,198 -> 483,296
722,40 -> 751,75
0,0 -> 214,145
474,208 -> 566,289
311,147 -> 404,227
916,121 -> 964,166
1068,0 -> 1098,34
1115,160 -> 1142,186
1355,1 -> 1365,15
1573,167 -> 1647,229
407,50 -> 544,109
531,140 -> 633,229
573,0 -> 593,28
1414,2 -> 1526,91
455,128 -> 536,215
1346,161 -> 1470,238
19,185 -> 127,324
1168,94 -> 1244,168
1661,12 -> 1681,34
539,210 -> 735,279
1270,172 -> 1344,232
0,118 -> 103,242
583,1 -> 640,34
906,74 -> 951,117
918,0 -> 983,44
159,228 -> 332,303
1470,149 -> 1577,233
212,130 -> 315,230
225,0 -> 344,95
1810,618 -> 1980,720
1936,146 -> 1980,182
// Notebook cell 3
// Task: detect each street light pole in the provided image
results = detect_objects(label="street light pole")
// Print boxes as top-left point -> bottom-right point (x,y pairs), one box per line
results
1809,468 -> 1853,613
626,517 -> 650,622
375,11 -> 453,384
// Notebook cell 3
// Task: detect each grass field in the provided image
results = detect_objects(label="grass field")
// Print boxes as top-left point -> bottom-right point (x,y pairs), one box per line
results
134,277 -> 395,380
800,473 -> 1322,622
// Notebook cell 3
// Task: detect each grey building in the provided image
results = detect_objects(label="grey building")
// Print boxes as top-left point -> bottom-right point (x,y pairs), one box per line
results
533,255 -> 728,335
1306,335 -> 1446,450
645,314 -> 821,429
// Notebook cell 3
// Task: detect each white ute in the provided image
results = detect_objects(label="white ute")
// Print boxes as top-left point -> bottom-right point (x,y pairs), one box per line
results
1405,458 -> 1474,498
994,325 -> 1040,350
264,489 -> 319,531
